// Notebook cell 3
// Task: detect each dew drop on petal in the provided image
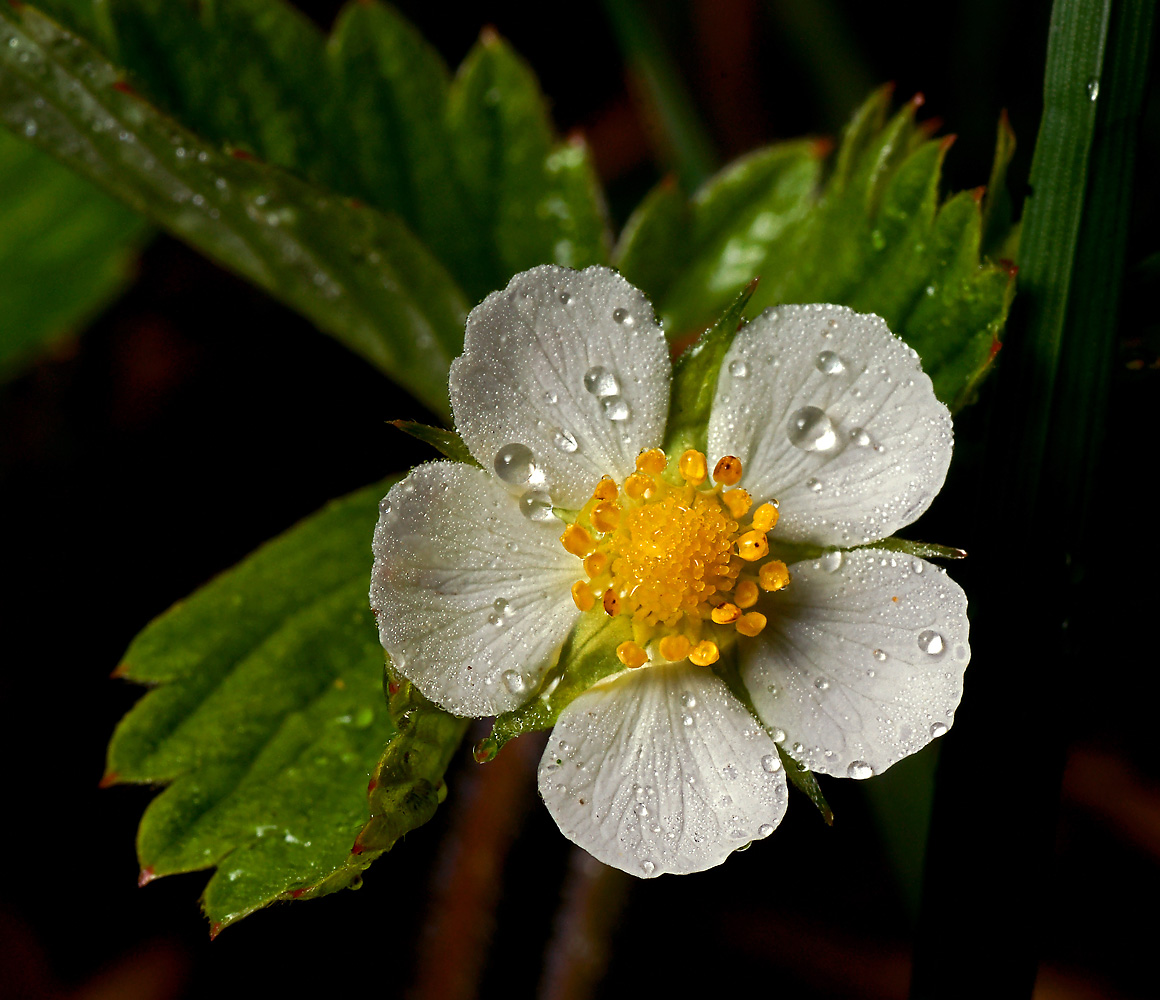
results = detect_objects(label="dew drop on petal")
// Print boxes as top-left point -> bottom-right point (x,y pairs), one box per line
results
761,754 -> 781,773
680,693 -> 697,708
583,366 -> 620,397
816,350 -> 845,375
601,395 -> 630,421
758,824 -> 775,837
612,308 -> 634,326
502,670 -> 525,694
788,406 -> 838,452
729,359 -> 749,378
820,551 -> 843,573
918,630 -> 946,657
519,489 -> 554,521
494,443 -> 537,485
640,859 -> 655,875
807,478 -> 823,493
930,722 -> 948,738
849,427 -> 872,447
873,649 -> 888,662
847,761 -> 874,779
815,677 -> 830,690
553,429 -> 579,453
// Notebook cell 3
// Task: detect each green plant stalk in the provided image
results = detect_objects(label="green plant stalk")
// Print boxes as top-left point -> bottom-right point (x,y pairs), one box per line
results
910,0 -> 1154,994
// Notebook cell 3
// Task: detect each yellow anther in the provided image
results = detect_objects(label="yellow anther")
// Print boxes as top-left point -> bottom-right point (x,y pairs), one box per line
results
678,449 -> 708,485
561,524 -> 596,557
734,578 -> 759,608
751,502 -> 779,533
689,640 -> 720,666
736,611 -> 767,637
602,588 -> 621,616
636,449 -> 667,475
658,634 -> 691,661
713,455 -> 743,486
711,602 -> 741,625
583,551 -> 609,578
758,560 -> 790,592
591,501 -> 621,533
571,580 -> 595,611
623,472 -> 655,500
616,640 -> 648,669
736,530 -> 770,561
722,489 -> 752,518
593,477 -> 618,501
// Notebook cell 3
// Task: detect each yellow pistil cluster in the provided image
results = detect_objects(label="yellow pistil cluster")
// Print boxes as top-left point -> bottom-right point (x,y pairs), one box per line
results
562,447 -> 790,670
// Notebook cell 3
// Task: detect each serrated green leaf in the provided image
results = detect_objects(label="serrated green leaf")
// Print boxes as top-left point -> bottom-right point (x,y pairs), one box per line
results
778,745 -> 834,825
0,3 -> 468,418
390,420 -> 479,466
484,611 -> 630,758
616,88 -> 1016,412
0,127 -> 149,374
103,478 -> 463,931
663,279 -> 759,456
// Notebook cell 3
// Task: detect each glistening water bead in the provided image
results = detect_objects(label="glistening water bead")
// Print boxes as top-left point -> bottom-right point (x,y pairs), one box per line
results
583,366 -> 620,398
816,350 -> 845,375
494,443 -> 537,486
918,629 -> 946,657
519,490 -> 554,521
788,406 -> 838,452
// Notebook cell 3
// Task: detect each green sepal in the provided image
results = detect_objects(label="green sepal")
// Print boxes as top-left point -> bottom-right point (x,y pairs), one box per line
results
662,279 -> 759,457
778,746 -> 835,826
981,110 -> 1017,261
390,420 -> 480,467
858,538 -> 967,560
283,675 -> 468,904
481,612 -> 631,759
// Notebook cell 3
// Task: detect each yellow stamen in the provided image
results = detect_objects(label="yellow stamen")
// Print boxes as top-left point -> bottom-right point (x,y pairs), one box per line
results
736,530 -> 769,561
591,500 -> 621,533
734,578 -> 759,608
713,455 -> 743,486
602,589 -> 621,616
583,551 -> 609,577
636,449 -> 667,475
722,489 -> 752,518
711,602 -> 741,624
751,502 -> 779,533
658,634 -> 691,661
736,611 -> 767,637
593,477 -> 618,501
678,449 -> 708,485
758,560 -> 790,592
571,580 -> 595,611
617,640 -> 648,669
623,472 -> 655,500
689,640 -> 720,666
561,523 -> 596,557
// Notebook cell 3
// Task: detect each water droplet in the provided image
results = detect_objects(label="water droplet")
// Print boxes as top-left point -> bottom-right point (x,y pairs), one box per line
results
815,677 -> 830,690
519,489 -> 554,521
769,727 -> 786,743
680,693 -> 697,708
758,824 -> 775,837
640,860 -> 655,875
583,365 -> 620,397
494,443 -> 537,486
493,598 -> 510,616
788,406 -> 837,452
729,359 -> 749,378
816,350 -> 845,375
847,761 -> 874,779
23,119 -> 37,138
634,802 -> 649,818
1086,77 -> 1100,101
820,551 -> 843,573
918,629 -> 946,657
913,559 -> 925,574
559,290 -> 573,305
502,670 -> 525,693
601,395 -> 630,421
791,741 -> 804,754
930,722 -> 948,738
681,713 -> 694,727
761,754 -> 781,773
612,308 -> 634,325
807,478 -> 823,493
378,498 -> 392,515
553,429 -> 578,453
849,427 -> 872,447
873,649 -> 888,662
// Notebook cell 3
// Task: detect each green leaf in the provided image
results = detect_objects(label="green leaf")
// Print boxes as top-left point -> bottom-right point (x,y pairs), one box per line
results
482,611 -> 631,759
662,278 -> 759,456
616,88 -> 1017,411
104,479 -> 464,932
390,420 -> 480,466
981,110 -> 1017,260
0,128 -> 149,374
447,30 -> 609,291
778,745 -> 834,825
0,3 -> 468,418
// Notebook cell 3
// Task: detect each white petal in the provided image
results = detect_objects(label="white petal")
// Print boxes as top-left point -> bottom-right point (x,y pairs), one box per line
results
539,663 -> 789,877
708,304 -> 952,546
742,548 -> 970,778
450,265 -> 671,509
370,461 -> 581,717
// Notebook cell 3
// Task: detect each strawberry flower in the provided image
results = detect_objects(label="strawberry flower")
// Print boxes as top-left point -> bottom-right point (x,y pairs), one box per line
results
371,265 -> 969,877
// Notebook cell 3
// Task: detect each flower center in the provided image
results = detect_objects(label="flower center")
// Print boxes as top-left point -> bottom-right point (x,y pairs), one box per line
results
559,448 -> 790,670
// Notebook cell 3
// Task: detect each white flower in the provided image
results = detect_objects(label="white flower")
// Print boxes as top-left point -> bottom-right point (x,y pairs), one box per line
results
370,264 -> 969,878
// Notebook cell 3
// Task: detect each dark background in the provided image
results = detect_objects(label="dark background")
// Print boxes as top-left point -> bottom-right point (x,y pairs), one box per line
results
2,1 -> 1158,998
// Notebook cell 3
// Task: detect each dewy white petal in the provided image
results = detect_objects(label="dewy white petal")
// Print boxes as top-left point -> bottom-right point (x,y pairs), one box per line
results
370,461 -> 581,717
742,548 -> 970,778
539,663 -> 789,878
707,304 -> 953,547
449,265 -> 671,510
